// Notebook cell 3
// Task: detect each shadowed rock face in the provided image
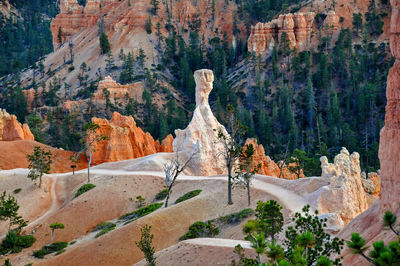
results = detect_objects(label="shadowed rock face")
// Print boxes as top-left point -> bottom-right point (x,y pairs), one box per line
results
0,109 -> 34,141
173,69 -> 228,176
379,0 -> 400,212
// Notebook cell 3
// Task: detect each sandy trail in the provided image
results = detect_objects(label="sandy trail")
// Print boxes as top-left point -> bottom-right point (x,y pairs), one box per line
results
56,168 -> 309,213
25,175 -> 61,229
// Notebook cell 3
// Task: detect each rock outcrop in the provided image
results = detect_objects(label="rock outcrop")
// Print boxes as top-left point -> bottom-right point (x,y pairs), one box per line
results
0,109 -> 34,141
248,12 -> 315,55
244,138 -> 301,179
50,0 -> 110,49
316,148 -> 369,224
379,0 -> 400,212
89,112 -> 172,164
361,172 -> 381,197
92,76 -> 144,103
248,11 -> 340,55
173,69 -> 228,176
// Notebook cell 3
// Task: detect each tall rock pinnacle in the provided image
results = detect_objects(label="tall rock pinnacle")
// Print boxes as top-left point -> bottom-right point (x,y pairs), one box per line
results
379,0 -> 400,212
173,69 -> 228,176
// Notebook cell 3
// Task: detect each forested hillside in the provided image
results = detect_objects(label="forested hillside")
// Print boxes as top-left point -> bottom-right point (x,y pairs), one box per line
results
0,0 -> 393,175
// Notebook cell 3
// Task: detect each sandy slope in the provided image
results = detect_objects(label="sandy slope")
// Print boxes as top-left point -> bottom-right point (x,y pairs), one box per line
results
0,140 -> 88,173
0,154 -> 328,265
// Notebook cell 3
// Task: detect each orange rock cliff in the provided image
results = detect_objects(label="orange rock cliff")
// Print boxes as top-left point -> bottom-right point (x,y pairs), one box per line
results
89,112 -> 173,164
379,0 -> 400,213
0,109 -> 34,141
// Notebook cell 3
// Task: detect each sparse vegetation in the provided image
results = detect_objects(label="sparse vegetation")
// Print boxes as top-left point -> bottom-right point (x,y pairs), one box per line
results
92,221 -> 116,232
179,221 -> 220,240
136,195 -> 146,208
49,222 -> 64,245
136,225 -> 156,266
0,230 -> 36,254
27,146 -> 53,188
175,189 -> 202,204
95,224 -> 116,238
119,203 -> 162,221
0,191 -> 27,231
75,183 -> 96,198
33,242 -> 68,258
180,208 -> 254,241
154,189 -> 168,201
13,188 -> 22,194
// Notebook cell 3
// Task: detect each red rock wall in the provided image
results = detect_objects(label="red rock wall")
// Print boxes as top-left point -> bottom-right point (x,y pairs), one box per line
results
89,112 -> 173,164
248,11 -> 340,55
0,109 -> 34,141
379,0 -> 400,212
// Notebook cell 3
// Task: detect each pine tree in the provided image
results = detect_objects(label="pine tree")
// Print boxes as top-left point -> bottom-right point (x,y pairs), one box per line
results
99,31 -> 111,54
145,15 -> 152,34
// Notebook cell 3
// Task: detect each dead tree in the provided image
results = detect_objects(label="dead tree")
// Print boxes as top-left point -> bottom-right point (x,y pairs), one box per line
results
163,141 -> 199,208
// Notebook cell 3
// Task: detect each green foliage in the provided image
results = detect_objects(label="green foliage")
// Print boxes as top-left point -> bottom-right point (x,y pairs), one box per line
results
99,31 -> 111,54
0,191 -> 27,231
50,222 -> 64,230
175,189 -> 202,204
145,15 -> 152,34
74,183 -> 96,198
95,224 -> 116,238
0,0 -> 56,75
27,146 -> 53,188
32,242 -> 68,258
236,202 -> 344,265
216,208 -> 254,225
0,230 -> 36,254
136,195 -> 146,208
283,205 -> 344,265
179,221 -> 220,240
13,188 -> 21,194
348,207 -> 400,265
155,189 -> 168,201
136,225 -> 156,266
254,200 -> 284,242
119,203 -> 162,220
92,221 -> 116,232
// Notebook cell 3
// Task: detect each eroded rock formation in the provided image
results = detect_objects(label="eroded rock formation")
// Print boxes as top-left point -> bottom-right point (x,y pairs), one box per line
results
248,11 -> 340,55
248,12 -> 316,55
0,109 -> 34,141
51,0 -> 119,49
244,138 -> 301,179
89,112 -> 172,164
173,69 -> 228,176
379,0 -> 400,212
92,76 -> 144,103
316,148 -> 369,224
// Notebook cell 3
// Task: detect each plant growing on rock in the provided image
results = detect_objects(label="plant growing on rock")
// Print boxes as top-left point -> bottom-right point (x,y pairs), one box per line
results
136,224 -> 156,266
136,195 -> 146,208
163,141 -> 199,208
27,146 -> 54,188
216,104 -> 247,205
49,222 -> 64,245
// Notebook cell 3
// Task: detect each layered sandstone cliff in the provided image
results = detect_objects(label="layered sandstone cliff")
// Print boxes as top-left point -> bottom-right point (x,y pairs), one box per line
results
173,69 -> 228,176
92,76 -> 144,103
247,11 -> 341,55
89,112 -> 172,164
0,109 -> 34,141
244,138 -> 301,179
379,0 -> 400,212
